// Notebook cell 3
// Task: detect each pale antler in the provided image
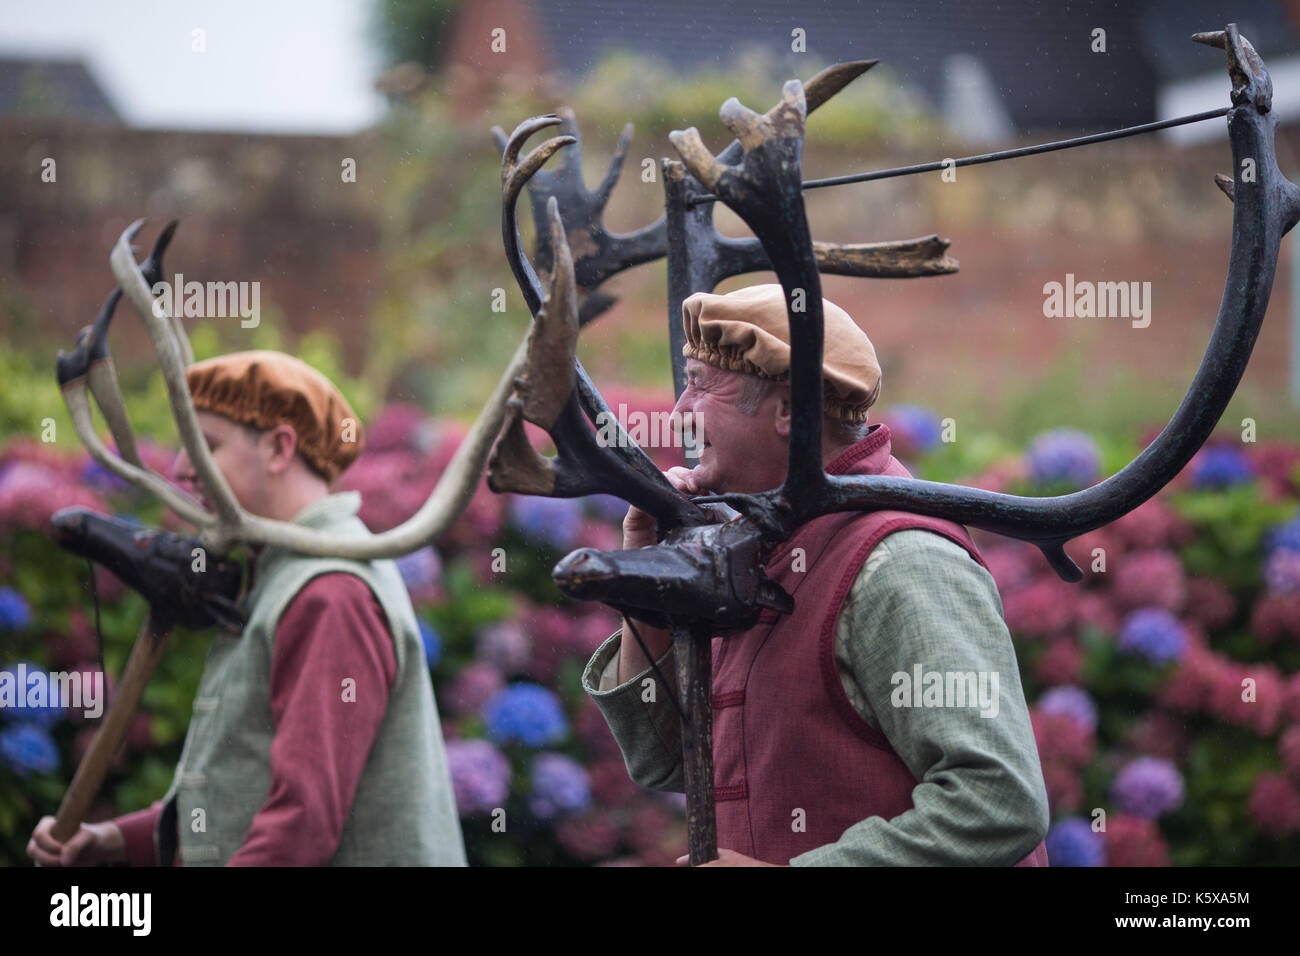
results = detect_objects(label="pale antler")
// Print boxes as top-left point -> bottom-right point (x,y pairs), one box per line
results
62,176 -> 552,557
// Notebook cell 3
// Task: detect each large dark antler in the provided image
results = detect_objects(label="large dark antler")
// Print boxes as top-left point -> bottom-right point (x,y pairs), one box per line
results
668,24 -> 1300,582
487,118 -> 711,531
545,24 -> 1297,865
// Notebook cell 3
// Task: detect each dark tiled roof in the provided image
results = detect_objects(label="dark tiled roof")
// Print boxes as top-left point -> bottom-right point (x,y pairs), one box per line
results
0,57 -> 121,123
534,0 -> 1298,132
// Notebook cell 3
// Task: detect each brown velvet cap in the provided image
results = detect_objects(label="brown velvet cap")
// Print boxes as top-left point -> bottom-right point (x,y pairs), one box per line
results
185,350 -> 363,482
681,284 -> 882,422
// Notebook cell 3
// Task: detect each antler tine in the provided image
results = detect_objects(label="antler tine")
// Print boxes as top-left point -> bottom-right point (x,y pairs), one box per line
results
82,220 -> 182,468
87,217 -> 537,558
488,198 -> 708,528
590,121 -> 633,209
60,381 -> 213,526
500,115 -> 575,314
110,221 -> 244,527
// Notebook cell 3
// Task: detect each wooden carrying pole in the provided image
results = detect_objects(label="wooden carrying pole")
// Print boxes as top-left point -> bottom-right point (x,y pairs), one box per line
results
50,611 -> 172,842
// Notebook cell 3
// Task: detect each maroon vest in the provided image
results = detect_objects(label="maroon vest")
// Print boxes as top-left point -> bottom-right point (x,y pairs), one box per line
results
711,425 -> 1049,866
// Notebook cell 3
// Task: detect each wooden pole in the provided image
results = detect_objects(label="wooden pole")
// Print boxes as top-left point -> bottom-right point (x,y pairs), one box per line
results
672,621 -> 717,865
50,611 -> 172,843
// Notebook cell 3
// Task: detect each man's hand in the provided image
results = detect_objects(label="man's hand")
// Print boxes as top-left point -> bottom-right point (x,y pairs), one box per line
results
676,848 -> 781,867
27,816 -> 126,867
621,466 -> 706,550
617,467 -> 705,683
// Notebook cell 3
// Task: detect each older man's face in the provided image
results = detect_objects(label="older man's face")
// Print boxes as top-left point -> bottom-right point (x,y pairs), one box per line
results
671,358 -> 789,494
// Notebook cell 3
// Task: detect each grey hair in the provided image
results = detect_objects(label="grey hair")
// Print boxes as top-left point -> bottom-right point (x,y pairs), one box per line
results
733,373 -> 869,446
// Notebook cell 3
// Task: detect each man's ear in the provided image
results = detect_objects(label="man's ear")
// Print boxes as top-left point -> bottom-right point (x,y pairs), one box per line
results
264,424 -> 299,475
773,389 -> 792,440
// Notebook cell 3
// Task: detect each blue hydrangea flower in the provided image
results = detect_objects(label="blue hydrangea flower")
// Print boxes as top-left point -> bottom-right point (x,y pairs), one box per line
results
886,404 -> 943,454
1265,516 -> 1300,555
1110,757 -> 1184,819
528,752 -> 592,820
1118,608 -> 1187,665
509,495 -> 583,550
1190,446 -> 1255,489
1026,429 -> 1101,489
1045,817 -> 1104,867
1037,685 -> 1098,732
0,588 -> 32,632
0,662 -> 67,727
483,682 -> 569,747
418,620 -> 442,669
0,723 -> 60,776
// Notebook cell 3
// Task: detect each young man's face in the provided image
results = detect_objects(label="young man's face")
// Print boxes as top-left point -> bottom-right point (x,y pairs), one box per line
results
172,411 -> 274,517
671,358 -> 789,494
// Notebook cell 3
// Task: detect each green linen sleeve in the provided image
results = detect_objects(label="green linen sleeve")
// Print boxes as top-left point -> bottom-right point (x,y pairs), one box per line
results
581,631 -> 686,793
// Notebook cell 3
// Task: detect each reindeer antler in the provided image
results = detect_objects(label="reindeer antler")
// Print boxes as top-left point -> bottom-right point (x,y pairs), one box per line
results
60,206 -> 539,557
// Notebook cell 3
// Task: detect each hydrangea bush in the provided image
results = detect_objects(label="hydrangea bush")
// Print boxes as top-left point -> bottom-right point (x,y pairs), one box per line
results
3,392 -> 1298,866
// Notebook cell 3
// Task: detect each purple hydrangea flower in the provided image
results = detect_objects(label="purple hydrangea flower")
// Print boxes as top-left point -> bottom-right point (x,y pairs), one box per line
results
476,620 -> 531,673
1037,685 -> 1098,732
396,546 -> 442,593
445,662 -> 506,716
0,723 -> 60,776
1045,817 -> 1104,867
0,661 -> 67,727
1111,757 -> 1185,819
1265,549 -> 1300,596
528,752 -> 592,820
418,620 -> 442,669
1266,516 -> 1300,555
0,588 -> 31,631
80,461 -> 132,495
445,739 -> 511,815
508,495 -> 583,550
1190,446 -> 1255,489
585,494 -> 630,524
483,682 -> 569,747
1027,429 -> 1101,489
1118,608 -> 1187,665
885,404 -> 943,454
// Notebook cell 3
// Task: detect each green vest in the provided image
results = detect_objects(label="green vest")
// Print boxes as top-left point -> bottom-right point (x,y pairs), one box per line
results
155,492 -> 467,866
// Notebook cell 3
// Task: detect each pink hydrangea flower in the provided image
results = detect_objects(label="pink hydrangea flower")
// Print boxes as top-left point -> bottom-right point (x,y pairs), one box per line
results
1031,711 -> 1096,767
555,811 -> 622,861
1110,549 -> 1186,613
1278,725 -> 1300,783
1003,578 -> 1081,639
1183,576 -> 1236,632
1248,772 -> 1300,836
1041,759 -> 1083,813
1250,594 -> 1300,645
1036,638 -> 1084,686
1103,814 -> 1170,867
1110,499 -> 1192,552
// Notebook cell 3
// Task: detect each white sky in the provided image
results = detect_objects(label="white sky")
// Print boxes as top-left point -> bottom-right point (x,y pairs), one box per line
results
0,0 -> 387,133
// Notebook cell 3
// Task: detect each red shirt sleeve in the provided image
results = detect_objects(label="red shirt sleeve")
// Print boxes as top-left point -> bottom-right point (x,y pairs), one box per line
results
114,801 -> 163,866
226,572 -> 398,866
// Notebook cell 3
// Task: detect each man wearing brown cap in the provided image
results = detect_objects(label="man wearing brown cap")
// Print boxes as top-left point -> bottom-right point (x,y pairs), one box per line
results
583,284 -> 1050,866
28,350 -> 466,867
